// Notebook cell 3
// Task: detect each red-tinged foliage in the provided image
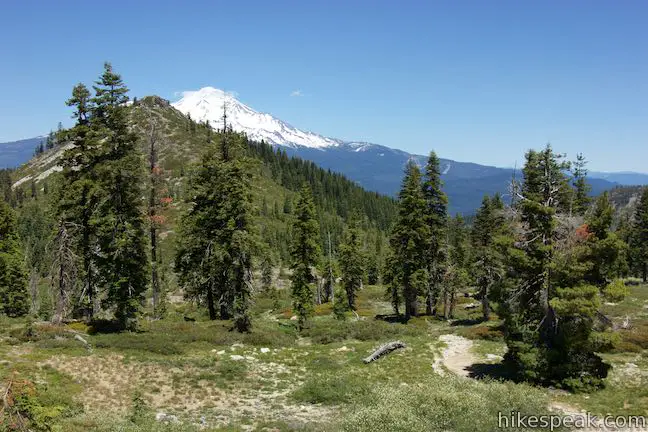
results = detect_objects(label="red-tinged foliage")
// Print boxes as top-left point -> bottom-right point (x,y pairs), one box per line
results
575,223 -> 592,241
160,196 -> 173,205
149,215 -> 167,226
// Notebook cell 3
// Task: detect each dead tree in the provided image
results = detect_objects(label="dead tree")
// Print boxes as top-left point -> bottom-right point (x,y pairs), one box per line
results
363,341 -> 407,364
148,120 -> 162,317
50,221 -> 77,324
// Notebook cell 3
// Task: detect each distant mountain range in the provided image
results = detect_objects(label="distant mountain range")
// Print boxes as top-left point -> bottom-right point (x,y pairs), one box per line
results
0,136 -> 45,168
2,87 -> 646,214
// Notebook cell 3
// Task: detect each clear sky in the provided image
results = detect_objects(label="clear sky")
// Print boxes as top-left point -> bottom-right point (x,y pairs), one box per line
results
1,0 -> 646,172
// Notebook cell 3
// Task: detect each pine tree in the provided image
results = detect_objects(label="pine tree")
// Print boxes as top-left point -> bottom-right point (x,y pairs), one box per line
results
471,195 -> 505,320
422,151 -> 448,315
147,120 -> 164,318
46,130 -> 55,150
444,215 -> 469,319
338,213 -> 365,310
0,200 -> 29,317
176,129 -> 255,331
91,63 -> 149,329
366,233 -> 381,285
261,255 -> 273,292
57,82 -> 100,318
51,220 -> 78,324
503,145 -> 609,390
583,192 -> 627,287
389,161 -> 430,320
632,187 -> 648,282
571,153 -> 590,216
290,184 -> 320,330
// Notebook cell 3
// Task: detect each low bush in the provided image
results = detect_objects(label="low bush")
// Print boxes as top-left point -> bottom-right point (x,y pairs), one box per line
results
292,373 -> 369,405
618,324 -> 648,350
457,325 -> 505,341
603,280 -> 630,302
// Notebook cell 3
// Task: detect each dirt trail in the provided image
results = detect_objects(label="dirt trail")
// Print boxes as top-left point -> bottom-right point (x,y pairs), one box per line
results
431,334 -> 642,431
432,334 -> 476,377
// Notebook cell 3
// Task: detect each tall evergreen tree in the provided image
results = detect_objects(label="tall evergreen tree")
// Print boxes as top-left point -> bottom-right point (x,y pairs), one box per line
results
290,184 -> 321,330
175,129 -> 255,332
422,151 -> 448,315
571,153 -> 591,216
147,120 -> 163,318
471,195 -> 506,320
583,192 -> 627,287
338,213 -> 365,310
0,200 -> 29,317
58,82 -> 100,318
502,145 -> 609,390
91,63 -> 149,329
443,214 -> 469,319
631,187 -> 648,282
389,161 -> 430,320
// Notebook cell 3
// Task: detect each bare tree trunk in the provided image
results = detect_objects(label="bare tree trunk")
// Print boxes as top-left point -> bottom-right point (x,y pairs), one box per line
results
148,121 -> 161,317
206,283 -> 217,320
426,286 -> 433,316
29,271 -> 38,313
481,284 -> 490,321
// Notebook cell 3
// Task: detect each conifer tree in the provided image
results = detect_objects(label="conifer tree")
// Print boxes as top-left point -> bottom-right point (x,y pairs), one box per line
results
147,120 -> 166,318
290,184 -> 320,330
422,151 -> 448,315
58,82 -> 100,318
503,145 -> 609,390
0,200 -> 29,317
471,195 -> 505,320
631,187 -> 648,282
338,213 -> 365,310
571,153 -> 590,216
443,214 -> 469,319
91,63 -> 149,329
389,161 -> 429,320
175,129 -> 255,331
583,192 -> 627,287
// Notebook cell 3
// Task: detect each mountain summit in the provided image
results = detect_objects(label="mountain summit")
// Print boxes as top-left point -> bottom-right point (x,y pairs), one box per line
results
172,87 -> 341,149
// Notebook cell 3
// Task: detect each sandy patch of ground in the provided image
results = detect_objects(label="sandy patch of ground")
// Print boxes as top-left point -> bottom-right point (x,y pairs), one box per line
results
432,334 -> 476,377
43,351 -> 334,428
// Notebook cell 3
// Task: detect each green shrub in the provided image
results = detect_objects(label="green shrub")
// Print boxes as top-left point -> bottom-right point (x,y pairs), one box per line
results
457,325 -> 504,341
292,373 -> 369,405
217,359 -> 248,381
618,324 -> 648,350
603,279 -> 630,302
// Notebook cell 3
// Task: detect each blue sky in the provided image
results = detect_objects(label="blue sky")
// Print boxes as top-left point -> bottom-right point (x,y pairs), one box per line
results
1,0 -> 646,172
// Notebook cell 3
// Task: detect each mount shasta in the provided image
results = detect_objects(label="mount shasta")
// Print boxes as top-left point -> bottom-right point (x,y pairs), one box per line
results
2,86 -> 646,214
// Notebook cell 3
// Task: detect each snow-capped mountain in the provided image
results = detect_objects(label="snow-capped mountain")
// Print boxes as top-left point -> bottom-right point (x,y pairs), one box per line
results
1,87 -> 642,214
172,87 -> 344,150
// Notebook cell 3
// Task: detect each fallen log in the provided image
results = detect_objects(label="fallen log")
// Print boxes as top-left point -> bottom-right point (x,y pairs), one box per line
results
363,340 -> 406,364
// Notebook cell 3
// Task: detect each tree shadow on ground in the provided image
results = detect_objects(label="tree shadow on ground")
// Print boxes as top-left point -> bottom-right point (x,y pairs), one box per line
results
467,361 -> 518,382
450,317 -> 488,326
374,314 -> 409,324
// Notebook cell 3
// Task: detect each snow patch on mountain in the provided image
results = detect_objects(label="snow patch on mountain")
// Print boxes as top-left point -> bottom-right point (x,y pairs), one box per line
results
172,87 -> 342,150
